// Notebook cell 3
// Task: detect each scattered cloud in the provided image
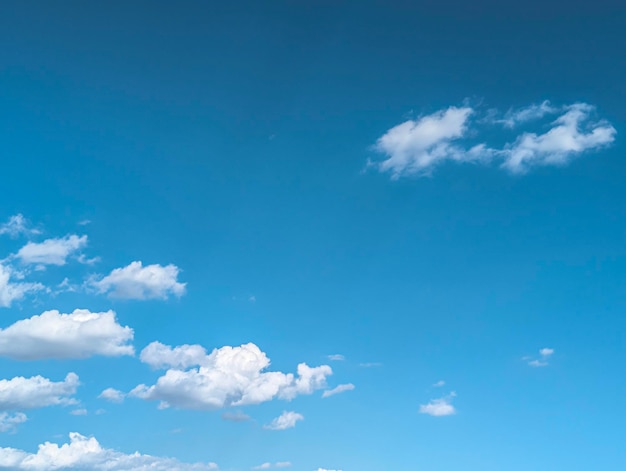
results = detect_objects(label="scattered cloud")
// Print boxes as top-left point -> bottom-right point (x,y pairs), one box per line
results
91,261 -> 186,300
0,373 -> 79,410
98,388 -> 125,404
0,214 -> 40,238
221,411 -> 251,422
263,411 -> 303,431
131,342 -> 332,410
0,412 -> 27,433
419,392 -> 457,417
16,235 -> 88,266
0,432 -> 218,470
0,309 -> 134,360
0,264 -> 44,308
327,354 -> 345,361
371,101 -> 616,177
526,347 -> 555,367
322,383 -> 355,398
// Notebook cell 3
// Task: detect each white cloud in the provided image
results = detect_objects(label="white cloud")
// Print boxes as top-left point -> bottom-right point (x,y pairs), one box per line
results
0,412 -> 27,433
70,409 -> 87,416
322,383 -> 355,398
91,261 -> 186,300
419,393 -> 456,417
373,106 -> 485,177
315,468 -> 342,471
0,214 -> 40,238
0,373 -> 79,410
327,354 -> 345,361
98,388 -> 125,404
253,462 -> 291,470
526,347 -> 555,367
16,235 -> 88,266
253,463 -> 271,470
263,411 -> 303,431
0,309 -> 134,360
0,264 -> 44,308
499,100 -> 558,128
221,411 -> 251,422
539,348 -> 554,357
502,104 -> 616,173
131,342 -> 332,410
0,432 -> 218,470
433,380 -> 445,387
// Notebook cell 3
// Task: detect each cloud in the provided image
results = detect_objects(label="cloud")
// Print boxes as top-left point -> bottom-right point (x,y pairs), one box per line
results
0,412 -> 27,433
263,411 -> 303,431
253,462 -> 291,470
419,393 -> 456,417
433,380 -> 445,387
98,388 -> 125,404
315,469 -> 342,471
70,408 -> 87,416
358,362 -> 382,368
327,354 -> 345,361
131,342 -> 332,410
0,264 -> 44,308
372,101 -> 616,177
322,383 -> 355,398
16,235 -> 88,266
526,347 -> 555,367
0,214 -> 40,238
373,106 -> 478,178
0,432 -> 218,470
0,373 -> 79,410
91,261 -> 186,300
502,104 -> 616,173
221,411 -> 251,422
0,309 -> 134,360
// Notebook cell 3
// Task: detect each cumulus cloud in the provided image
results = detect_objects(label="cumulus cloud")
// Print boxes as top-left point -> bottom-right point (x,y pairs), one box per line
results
0,432 -> 218,470
98,388 -> 125,404
16,235 -> 88,266
263,411 -> 303,431
0,412 -> 27,433
526,347 -> 555,367
0,373 -> 79,410
0,264 -> 44,308
0,309 -> 134,360
0,214 -> 40,238
91,261 -> 186,300
372,101 -> 616,177
322,383 -> 355,398
419,392 -> 456,417
131,342 -> 332,410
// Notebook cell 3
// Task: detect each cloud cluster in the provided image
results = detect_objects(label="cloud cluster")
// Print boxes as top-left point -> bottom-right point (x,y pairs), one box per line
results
0,309 -> 134,360
373,101 -> 616,177
264,411 -> 303,431
91,261 -> 186,300
0,432 -> 218,470
0,373 -> 78,410
130,342 -> 332,410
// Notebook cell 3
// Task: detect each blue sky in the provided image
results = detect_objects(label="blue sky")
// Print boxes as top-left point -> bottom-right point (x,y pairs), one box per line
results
0,1 -> 625,470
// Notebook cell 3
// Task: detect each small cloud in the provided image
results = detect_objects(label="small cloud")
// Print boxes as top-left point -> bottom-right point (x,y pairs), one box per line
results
263,411 -> 303,431
77,254 -> 101,265
419,392 -> 457,417
433,380 -> 445,388
70,408 -> 87,416
327,354 -> 345,361
253,463 -> 291,470
249,295 -> 256,303
16,235 -> 88,266
221,411 -> 251,422
77,219 -> 91,226
322,383 -> 355,398
359,362 -> 382,368
98,388 -> 126,403
0,412 -> 27,433
526,347 -> 555,367
0,214 -> 40,238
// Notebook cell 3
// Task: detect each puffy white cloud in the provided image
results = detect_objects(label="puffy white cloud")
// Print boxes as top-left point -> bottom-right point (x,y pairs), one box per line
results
98,388 -> 125,404
263,411 -> 303,431
322,383 -> 355,398
502,104 -> 616,173
0,309 -> 134,360
0,432 -> 218,470
91,261 -> 186,300
16,235 -> 88,266
526,347 -> 555,367
0,373 -> 78,410
419,393 -> 456,417
373,106 -> 479,178
131,342 -> 332,410
253,462 -> 291,470
0,264 -> 44,308
0,412 -> 27,433
327,354 -> 345,361
0,214 -> 40,238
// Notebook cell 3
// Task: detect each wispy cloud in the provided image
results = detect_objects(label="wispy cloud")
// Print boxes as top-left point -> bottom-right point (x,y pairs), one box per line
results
322,383 -> 355,398
263,411 -> 303,431
16,235 -> 88,266
525,347 -> 555,367
327,354 -> 345,361
0,214 -> 40,238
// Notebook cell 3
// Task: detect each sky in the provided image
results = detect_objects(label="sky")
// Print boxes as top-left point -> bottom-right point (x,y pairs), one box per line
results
0,1 -> 625,470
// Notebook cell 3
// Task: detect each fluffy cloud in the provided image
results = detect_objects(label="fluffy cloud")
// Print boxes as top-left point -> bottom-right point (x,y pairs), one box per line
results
0,373 -> 78,410
0,214 -> 40,238
419,393 -> 456,417
372,101 -> 616,177
0,412 -> 27,433
0,309 -> 134,360
526,347 -> 555,367
130,342 -> 331,410
16,235 -> 88,266
98,388 -> 125,404
91,261 -> 186,300
263,411 -> 303,431
0,432 -> 218,470
0,264 -> 44,308
322,383 -> 355,398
